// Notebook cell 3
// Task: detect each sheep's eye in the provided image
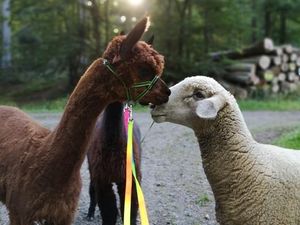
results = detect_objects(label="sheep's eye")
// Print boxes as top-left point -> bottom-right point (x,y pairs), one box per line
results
193,91 -> 205,100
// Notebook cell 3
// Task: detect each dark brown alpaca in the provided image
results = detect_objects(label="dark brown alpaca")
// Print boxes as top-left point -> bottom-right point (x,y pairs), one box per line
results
86,101 -> 142,225
0,17 -> 170,225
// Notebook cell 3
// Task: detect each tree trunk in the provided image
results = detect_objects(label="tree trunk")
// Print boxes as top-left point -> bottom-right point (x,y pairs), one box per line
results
279,9 -> 287,44
2,0 -> 11,68
203,8 -> 210,54
89,0 -> 102,57
251,0 -> 257,43
176,0 -> 190,57
264,5 -> 272,37
68,0 -> 86,90
105,0 -> 110,45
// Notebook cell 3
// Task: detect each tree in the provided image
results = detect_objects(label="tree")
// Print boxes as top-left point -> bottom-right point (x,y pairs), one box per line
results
2,0 -> 11,68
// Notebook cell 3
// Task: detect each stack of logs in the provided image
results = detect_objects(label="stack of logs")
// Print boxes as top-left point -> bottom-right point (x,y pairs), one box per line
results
210,38 -> 300,99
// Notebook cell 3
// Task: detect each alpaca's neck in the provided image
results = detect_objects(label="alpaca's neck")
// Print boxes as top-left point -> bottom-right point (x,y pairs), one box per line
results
102,101 -> 125,151
45,58 -> 120,183
195,102 -> 257,201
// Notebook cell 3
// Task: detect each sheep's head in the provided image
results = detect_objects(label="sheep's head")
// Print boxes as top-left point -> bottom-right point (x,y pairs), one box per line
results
102,17 -> 170,105
151,76 -> 232,129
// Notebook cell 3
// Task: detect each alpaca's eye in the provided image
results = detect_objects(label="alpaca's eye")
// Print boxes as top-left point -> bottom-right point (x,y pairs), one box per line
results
138,66 -> 153,77
193,92 -> 205,100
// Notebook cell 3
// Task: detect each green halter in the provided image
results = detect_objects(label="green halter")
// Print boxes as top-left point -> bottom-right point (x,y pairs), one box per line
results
103,59 -> 160,103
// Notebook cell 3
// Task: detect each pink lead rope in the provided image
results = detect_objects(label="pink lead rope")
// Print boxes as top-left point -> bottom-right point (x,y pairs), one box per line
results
123,104 -> 150,225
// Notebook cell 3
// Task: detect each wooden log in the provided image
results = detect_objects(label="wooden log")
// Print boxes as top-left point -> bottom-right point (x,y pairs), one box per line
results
268,47 -> 283,56
210,38 -> 274,60
270,66 -> 281,76
252,75 -> 261,85
271,76 -> 279,85
218,79 -> 248,99
287,72 -> 296,82
282,44 -> 293,54
225,63 -> 256,74
272,56 -> 282,66
224,71 -> 257,85
280,81 -> 298,93
271,83 -> 280,93
289,63 -> 296,72
282,54 -> 289,63
294,74 -> 300,82
290,53 -> 298,62
295,57 -> 300,67
260,70 -> 274,82
241,55 -> 271,70
278,73 -> 286,82
281,63 -> 289,72
224,63 -> 260,85
296,67 -> 300,76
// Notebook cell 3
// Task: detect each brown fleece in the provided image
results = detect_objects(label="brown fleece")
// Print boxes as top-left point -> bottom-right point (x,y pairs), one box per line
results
0,17 -> 169,225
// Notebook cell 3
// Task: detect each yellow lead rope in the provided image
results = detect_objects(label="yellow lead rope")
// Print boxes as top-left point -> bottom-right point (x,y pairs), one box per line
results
124,119 -> 150,225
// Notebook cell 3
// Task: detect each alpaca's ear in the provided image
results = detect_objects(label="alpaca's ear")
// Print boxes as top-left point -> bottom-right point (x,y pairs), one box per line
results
147,34 -> 154,45
196,94 -> 226,119
119,17 -> 150,59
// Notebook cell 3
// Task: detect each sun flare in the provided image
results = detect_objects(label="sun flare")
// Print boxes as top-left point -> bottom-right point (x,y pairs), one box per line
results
128,0 -> 143,6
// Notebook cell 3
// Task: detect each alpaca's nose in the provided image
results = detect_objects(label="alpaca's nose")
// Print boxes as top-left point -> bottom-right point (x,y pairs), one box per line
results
166,88 -> 171,96
150,104 -> 156,109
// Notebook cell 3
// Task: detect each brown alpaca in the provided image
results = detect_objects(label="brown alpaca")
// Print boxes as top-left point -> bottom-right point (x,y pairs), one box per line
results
86,101 -> 142,225
0,17 -> 170,225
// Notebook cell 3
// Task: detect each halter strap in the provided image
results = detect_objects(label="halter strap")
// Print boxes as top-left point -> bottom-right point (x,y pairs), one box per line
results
103,59 -> 159,103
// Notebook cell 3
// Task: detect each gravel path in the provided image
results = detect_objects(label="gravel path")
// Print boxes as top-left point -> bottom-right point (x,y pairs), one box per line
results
1,110 -> 300,225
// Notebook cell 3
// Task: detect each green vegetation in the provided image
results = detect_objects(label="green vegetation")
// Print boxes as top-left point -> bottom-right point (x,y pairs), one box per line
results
196,194 -> 210,207
2,0 -> 300,104
239,99 -> 300,111
274,128 -> 300,149
2,0 -> 300,88
0,97 -> 67,112
0,97 -> 149,113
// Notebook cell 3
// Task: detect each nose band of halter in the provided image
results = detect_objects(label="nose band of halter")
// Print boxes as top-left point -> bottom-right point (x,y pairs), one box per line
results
103,59 -> 160,103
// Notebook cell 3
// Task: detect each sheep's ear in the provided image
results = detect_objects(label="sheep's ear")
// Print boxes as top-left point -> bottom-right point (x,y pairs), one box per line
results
196,95 -> 226,119
119,17 -> 150,59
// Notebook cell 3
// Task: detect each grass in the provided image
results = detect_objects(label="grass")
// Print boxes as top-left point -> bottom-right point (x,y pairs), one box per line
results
195,194 -> 210,207
274,128 -> 300,149
0,97 -> 67,112
2,98 -> 300,112
0,97 -> 150,113
239,99 -> 300,111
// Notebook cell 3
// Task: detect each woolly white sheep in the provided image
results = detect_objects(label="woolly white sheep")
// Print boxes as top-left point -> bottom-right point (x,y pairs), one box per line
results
151,76 -> 300,225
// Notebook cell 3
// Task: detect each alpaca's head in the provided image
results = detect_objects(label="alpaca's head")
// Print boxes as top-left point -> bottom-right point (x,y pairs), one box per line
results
102,17 -> 170,105
151,76 -> 234,129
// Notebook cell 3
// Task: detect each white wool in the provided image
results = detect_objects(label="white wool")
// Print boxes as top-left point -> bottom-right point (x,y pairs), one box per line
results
152,75 -> 300,225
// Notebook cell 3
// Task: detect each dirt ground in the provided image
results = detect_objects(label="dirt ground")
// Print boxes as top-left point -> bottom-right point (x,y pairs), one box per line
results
1,110 -> 300,225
